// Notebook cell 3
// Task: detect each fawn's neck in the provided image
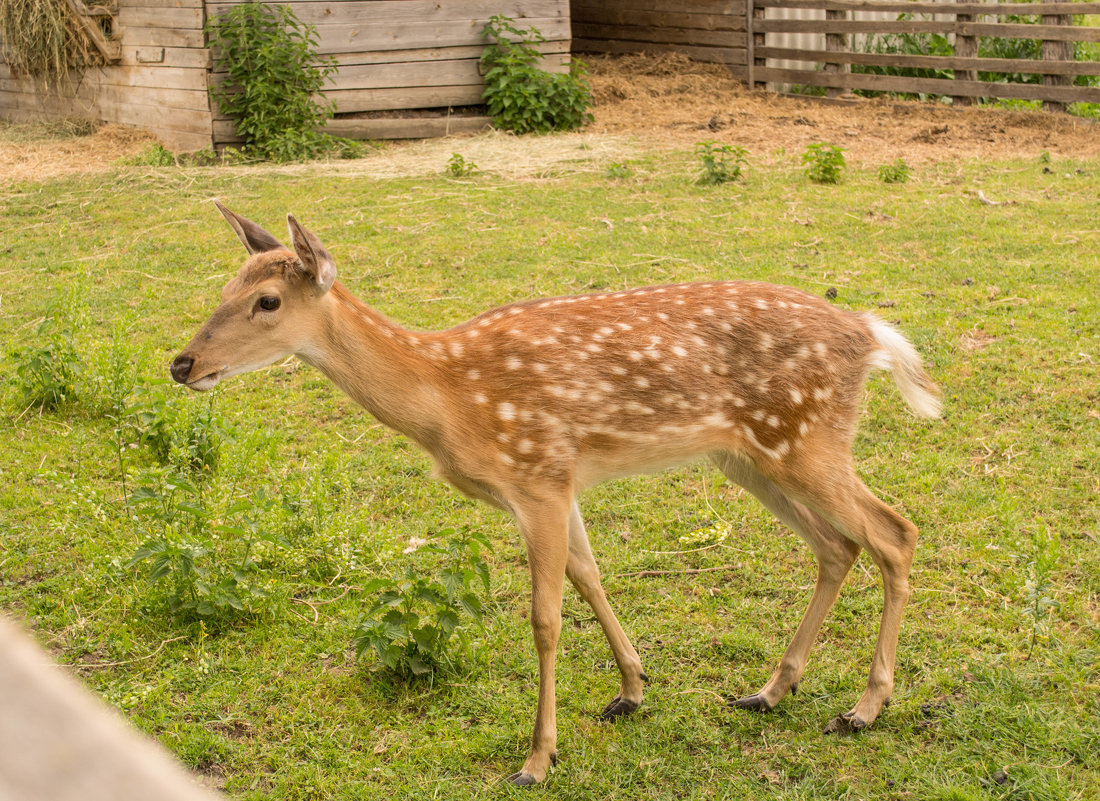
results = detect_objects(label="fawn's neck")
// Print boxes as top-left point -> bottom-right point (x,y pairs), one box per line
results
298,283 -> 443,448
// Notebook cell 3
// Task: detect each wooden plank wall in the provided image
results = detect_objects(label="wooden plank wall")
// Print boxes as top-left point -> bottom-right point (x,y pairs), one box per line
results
0,0 -> 215,151
207,0 -> 572,144
572,0 -> 748,78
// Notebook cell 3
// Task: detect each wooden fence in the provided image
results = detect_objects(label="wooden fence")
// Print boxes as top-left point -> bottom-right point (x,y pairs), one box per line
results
747,0 -> 1100,109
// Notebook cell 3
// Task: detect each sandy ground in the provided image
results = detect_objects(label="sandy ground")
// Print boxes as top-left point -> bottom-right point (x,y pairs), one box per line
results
2,53 -> 1097,184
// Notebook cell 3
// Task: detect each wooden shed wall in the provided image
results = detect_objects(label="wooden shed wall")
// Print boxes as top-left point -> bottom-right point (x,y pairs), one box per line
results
572,0 -> 748,76
0,0 -> 214,152
208,0 -> 572,144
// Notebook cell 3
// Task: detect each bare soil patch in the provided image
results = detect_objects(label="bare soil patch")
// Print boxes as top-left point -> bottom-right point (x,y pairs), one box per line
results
2,53 -> 1096,182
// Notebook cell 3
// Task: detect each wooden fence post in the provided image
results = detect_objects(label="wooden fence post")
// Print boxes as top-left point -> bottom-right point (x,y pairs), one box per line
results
823,9 -> 849,97
746,0 -> 755,89
954,12 -> 977,106
751,0 -> 767,91
1041,12 -> 1073,112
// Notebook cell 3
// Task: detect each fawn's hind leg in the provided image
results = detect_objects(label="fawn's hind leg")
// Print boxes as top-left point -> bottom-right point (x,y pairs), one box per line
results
712,452 -> 861,712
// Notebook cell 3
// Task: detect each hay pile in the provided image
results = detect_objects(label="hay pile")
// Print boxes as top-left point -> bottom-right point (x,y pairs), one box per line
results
0,0 -> 103,88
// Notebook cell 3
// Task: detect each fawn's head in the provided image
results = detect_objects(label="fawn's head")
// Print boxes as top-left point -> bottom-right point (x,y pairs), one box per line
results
170,203 -> 339,390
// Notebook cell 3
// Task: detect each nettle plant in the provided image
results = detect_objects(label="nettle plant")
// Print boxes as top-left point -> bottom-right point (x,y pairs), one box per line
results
802,142 -> 847,184
695,141 -> 748,185
354,528 -> 493,677
206,0 -> 357,162
480,15 -> 593,134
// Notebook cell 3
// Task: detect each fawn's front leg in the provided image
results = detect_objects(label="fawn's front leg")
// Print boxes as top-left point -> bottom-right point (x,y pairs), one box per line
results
507,500 -> 570,786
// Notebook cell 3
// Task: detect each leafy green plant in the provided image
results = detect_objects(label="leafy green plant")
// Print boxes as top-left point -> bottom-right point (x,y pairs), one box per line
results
134,386 -> 229,474
878,158 -> 911,184
445,153 -> 477,177
206,0 -> 351,162
354,528 -> 492,677
480,15 -> 593,134
127,476 -> 284,621
695,141 -> 747,185
802,142 -> 846,184
12,311 -> 82,410
117,142 -> 176,167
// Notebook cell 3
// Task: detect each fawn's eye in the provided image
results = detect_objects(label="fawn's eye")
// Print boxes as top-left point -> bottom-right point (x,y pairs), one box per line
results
257,296 -> 281,312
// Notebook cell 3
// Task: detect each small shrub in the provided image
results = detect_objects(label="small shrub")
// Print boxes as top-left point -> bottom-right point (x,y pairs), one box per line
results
206,0 -> 347,162
802,142 -> 846,184
135,387 -> 229,474
695,141 -> 747,185
117,142 -> 176,167
480,15 -> 593,134
878,158 -> 910,184
354,528 -> 492,677
12,312 -> 82,411
127,477 -> 284,621
445,153 -> 477,177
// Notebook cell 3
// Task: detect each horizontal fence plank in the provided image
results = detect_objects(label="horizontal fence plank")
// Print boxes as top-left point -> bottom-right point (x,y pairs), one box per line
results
206,0 -> 567,24
211,56 -> 569,91
573,36 -> 749,70
756,65 -> 1100,102
120,46 -> 212,69
121,0 -> 203,8
572,7 -> 746,32
120,26 -> 206,49
574,22 -> 745,47
754,0 -> 1100,15
756,18 -> 1100,43
325,85 -> 487,113
117,6 -> 205,29
310,18 -> 570,54
321,41 -> 568,68
573,0 -> 743,13
756,46 -> 1100,76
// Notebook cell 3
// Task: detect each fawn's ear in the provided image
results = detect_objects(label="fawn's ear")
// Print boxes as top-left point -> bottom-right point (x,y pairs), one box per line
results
214,200 -> 286,254
286,214 -> 337,294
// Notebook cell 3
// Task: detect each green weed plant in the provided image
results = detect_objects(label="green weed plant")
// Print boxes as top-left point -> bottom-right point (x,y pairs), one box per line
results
354,528 -> 492,677
206,0 -> 357,162
480,15 -> 593,134
802,142 -> 847,184
695,141 -> 748,185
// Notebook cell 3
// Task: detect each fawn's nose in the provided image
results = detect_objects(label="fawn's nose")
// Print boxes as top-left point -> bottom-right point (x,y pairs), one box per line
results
170,355 -> 193,385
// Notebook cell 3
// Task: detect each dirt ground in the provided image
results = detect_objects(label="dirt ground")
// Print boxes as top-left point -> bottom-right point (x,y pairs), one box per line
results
2,53 -> 1097,183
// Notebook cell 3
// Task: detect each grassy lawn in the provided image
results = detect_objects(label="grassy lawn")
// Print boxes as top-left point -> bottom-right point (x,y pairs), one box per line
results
1,143 -> 1098,800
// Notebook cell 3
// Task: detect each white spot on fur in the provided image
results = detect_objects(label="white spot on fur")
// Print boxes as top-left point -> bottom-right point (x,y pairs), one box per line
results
498,402 -> 517,421
671,345 -> 688,357
506,356 -> 523,371
473,393 -> 488,404
516,439 -> 534,454
790,388 -> 803,404
467,369 -> 480,380
449,341 -> 464,358
634,376 -> 650,389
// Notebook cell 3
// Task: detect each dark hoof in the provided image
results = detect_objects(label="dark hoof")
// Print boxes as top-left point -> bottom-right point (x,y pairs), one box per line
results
729,692 -> 774,712
823,711 -> 867,735
506,772 -> 537,787
599,695 -> 641,720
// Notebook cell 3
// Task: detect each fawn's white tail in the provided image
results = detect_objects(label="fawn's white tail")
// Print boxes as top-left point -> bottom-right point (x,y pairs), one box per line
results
865,315 -> 942,419
171,205 -> 942,786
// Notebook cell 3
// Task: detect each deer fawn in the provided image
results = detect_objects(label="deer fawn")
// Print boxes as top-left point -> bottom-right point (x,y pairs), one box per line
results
172,204 -> 941,785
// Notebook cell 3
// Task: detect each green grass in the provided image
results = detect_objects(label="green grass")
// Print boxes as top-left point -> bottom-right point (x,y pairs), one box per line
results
2,143 -> 1098,800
